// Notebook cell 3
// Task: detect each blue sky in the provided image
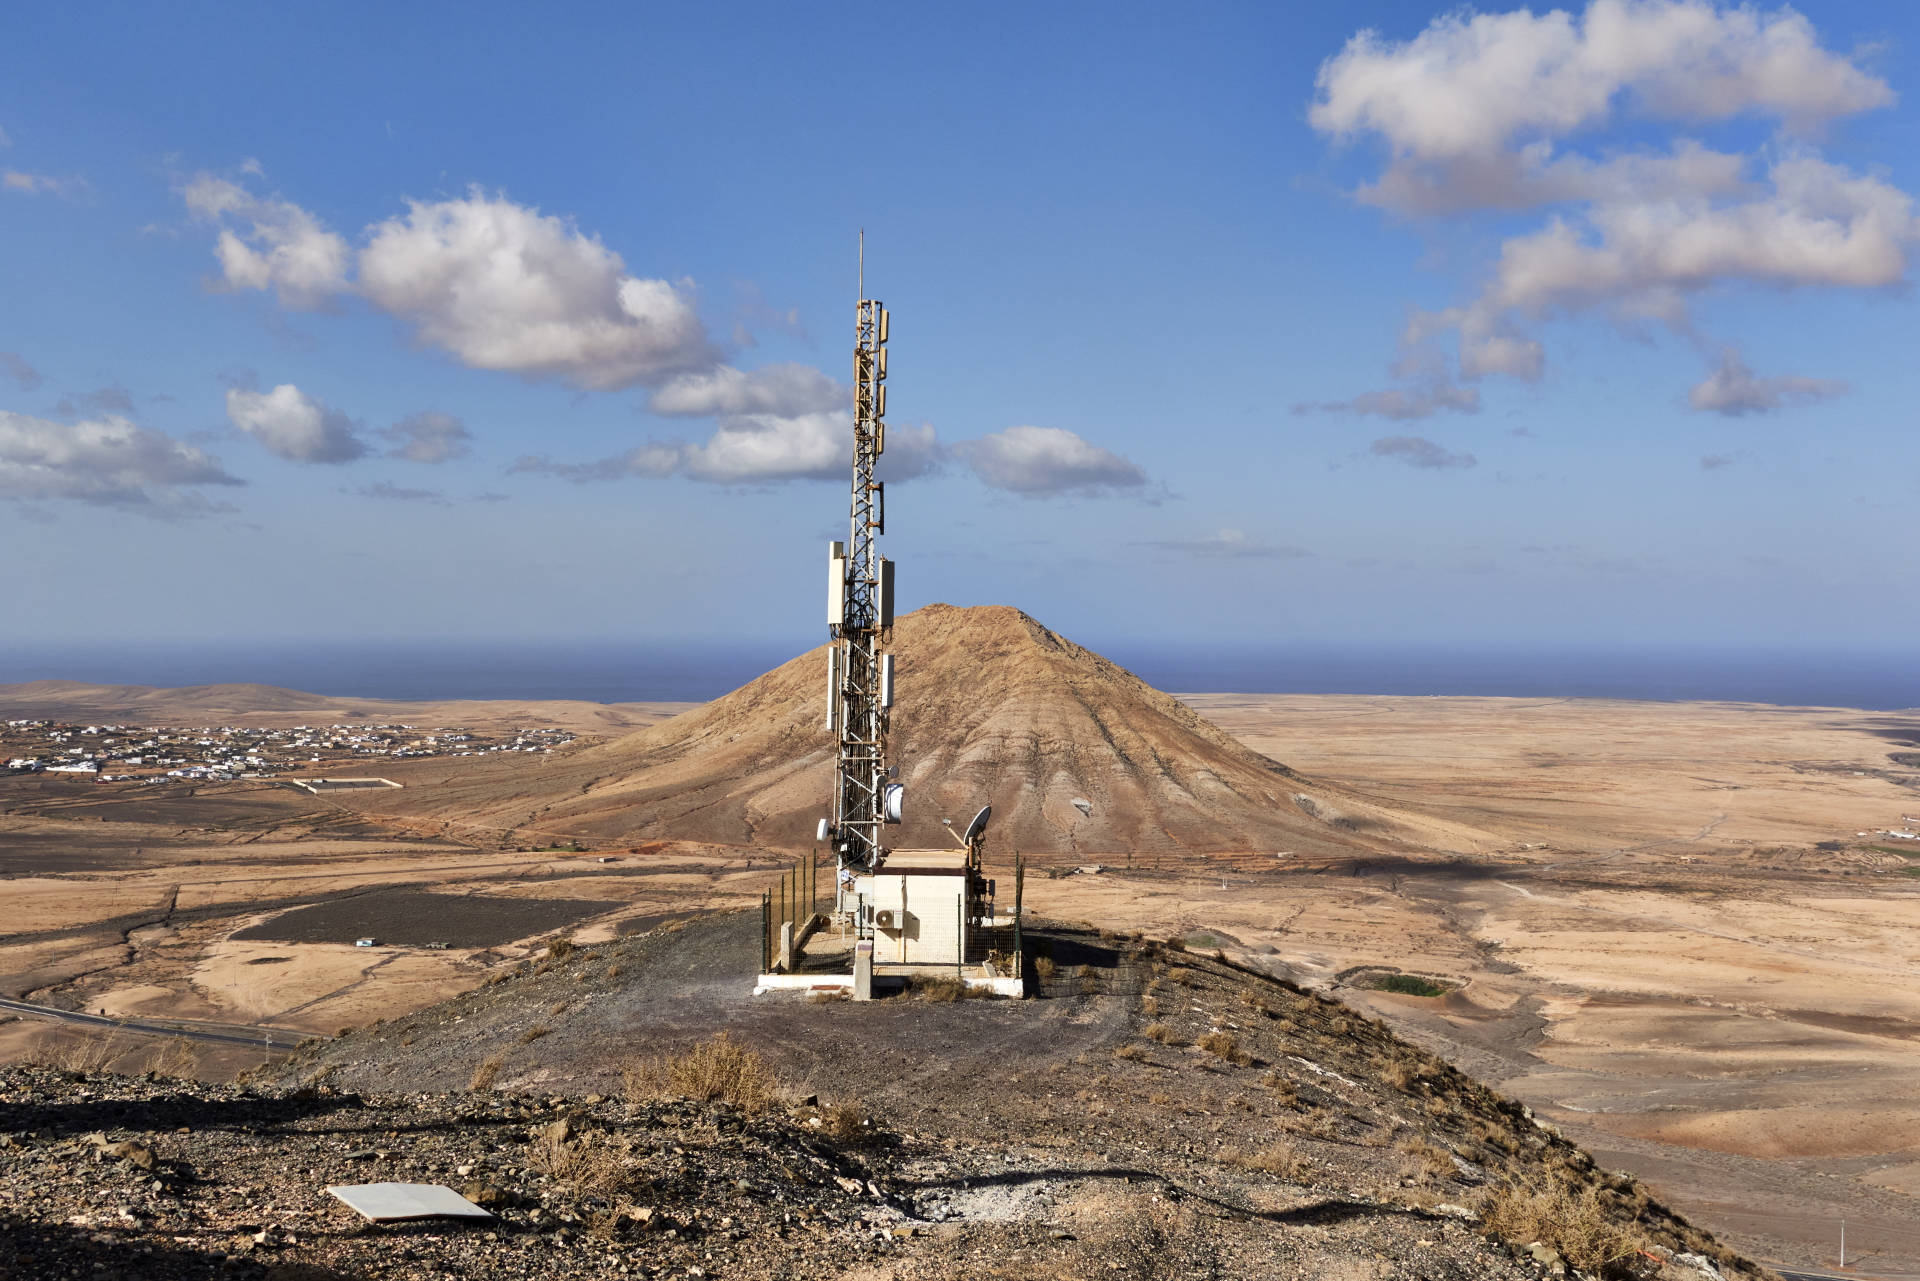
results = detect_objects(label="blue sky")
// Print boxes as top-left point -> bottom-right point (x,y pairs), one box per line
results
1,1 -> 1914,658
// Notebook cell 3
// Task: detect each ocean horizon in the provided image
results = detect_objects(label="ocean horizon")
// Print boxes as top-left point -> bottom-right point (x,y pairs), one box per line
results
0,640 -> 1913,712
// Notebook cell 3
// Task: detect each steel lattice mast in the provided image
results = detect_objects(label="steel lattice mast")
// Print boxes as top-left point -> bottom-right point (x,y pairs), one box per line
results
823,240 -> 896,877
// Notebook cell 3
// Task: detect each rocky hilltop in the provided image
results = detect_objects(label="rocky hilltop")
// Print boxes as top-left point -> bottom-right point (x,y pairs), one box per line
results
34,910 -> 1755,1281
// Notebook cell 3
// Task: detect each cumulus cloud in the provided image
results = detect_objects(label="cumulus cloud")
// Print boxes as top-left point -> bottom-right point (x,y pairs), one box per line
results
1687,347 -> 1847,414
1370,436 -> 1478,469
1141,529 -> 1310,559
3,171 -> 85,198
0,410 -> 243,513
0,352 -> 41,391
381,410 -> 471,463
954,425 -> 1149,497
1314,1 -> 1891,204
1309,1 -> 1903,413
514,415 -> 941,486
182,175 -> 351,309
357,188 -> 715,389
1295,381 -> 1480,420
225,384 -> 367,463
648,363 -> 849,417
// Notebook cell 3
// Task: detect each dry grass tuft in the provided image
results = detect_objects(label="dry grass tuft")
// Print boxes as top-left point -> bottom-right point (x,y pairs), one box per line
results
468,1054 -> 504,1092
1197,1030 -> 1251,1066
1033,956 -> 1057,981
819,1100 -> 868,1143
516,1025 -> 553,1047
545,936 -> 576,961
1140,994 -> 1159,1017
622,1032 -> 775,1114
912,976 -> 966,1003
1143,1022 -> 1177,1044
1225,1140 -> 1314,1181
1475,1177 -> 1652,1280
1113,1043 -> 1147,1062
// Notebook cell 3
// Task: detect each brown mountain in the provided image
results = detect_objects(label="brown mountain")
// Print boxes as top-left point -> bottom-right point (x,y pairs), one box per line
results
364,604 -> 1481,858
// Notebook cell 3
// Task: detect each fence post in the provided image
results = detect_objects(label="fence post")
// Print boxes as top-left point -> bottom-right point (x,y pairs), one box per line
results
1013,851 -> 1025,986
760,891 -> 770,974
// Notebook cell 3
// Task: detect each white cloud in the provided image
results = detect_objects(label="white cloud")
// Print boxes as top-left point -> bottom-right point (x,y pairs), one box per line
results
0,410 -> 242,513
3,171 -> 85,198
1687,347 -> 1846,415
1314,1 -> 1891,178
513,415 -> 941,486
358,188 -> 716,389
182,174 -> 352,310
1311,2 -> 1907,413
0,352 -> 40,391
956,425 -> 1149,496
1142,529 -> 1311,559
1295,381 -> 1481,419
648,363 -> 849,417
225,384 -> 367,463
1370,436 -> 1478,469
381,410 -> 471,463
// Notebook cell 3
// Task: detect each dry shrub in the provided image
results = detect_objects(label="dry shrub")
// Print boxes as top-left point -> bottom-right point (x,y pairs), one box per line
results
1033,956 -> 1057,981
622,1032 -> 774,1114
37,1031 -> 128,1076
469,1054 -> 504,1092
1113,1043 -> 1147,1062
1169,966 -> 1199,988
1328,1016 -> 1353,1037
516,1025 -> 553,1047
1149,1091 -> 1173,1106
1382,1059 -> 1421,1092
606,963 -> 623,981
1232,1140 -> 1313,1180
1140,994 -> 1159,1017
819,1101 -> 867,1143
1077,974 -> 1103,996
1143,1022 -> 1177,1044
1396,1135 -> 1456,1182
913,976 -> 966,1003
1476,1178 -> 1651,1280
545,936 -> 576,961
1197,1030 -> 1250,1066
1262,1072 -> 1298,1104
532,1127 -> 633,1195
140,1037 -> 198,1080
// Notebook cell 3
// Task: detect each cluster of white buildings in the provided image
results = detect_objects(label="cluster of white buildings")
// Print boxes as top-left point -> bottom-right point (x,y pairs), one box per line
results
1,719 -> 574,785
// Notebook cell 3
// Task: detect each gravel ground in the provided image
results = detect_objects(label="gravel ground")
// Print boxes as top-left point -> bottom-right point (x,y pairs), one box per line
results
2,913 -> 1777,1280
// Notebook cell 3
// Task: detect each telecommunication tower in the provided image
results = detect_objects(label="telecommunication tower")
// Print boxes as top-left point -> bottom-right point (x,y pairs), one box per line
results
819,239 -> 899,886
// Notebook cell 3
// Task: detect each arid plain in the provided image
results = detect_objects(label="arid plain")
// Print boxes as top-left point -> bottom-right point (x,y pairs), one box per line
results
2,664 -> 1918,1275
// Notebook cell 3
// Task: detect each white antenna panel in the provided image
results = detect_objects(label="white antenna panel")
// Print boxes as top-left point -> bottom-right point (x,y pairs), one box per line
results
827,542 -> 847,626
879,652 -> 894,708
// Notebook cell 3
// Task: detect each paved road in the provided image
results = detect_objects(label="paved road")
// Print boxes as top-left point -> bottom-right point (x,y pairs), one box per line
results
0,997 -> 301,1050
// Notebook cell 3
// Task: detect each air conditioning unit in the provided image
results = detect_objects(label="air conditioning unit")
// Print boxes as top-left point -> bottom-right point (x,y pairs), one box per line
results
874,908 -> 896,929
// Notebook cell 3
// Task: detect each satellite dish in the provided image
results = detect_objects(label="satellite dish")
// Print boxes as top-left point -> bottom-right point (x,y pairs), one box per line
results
816,818 -> 830,842
963,805 -> 991,844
